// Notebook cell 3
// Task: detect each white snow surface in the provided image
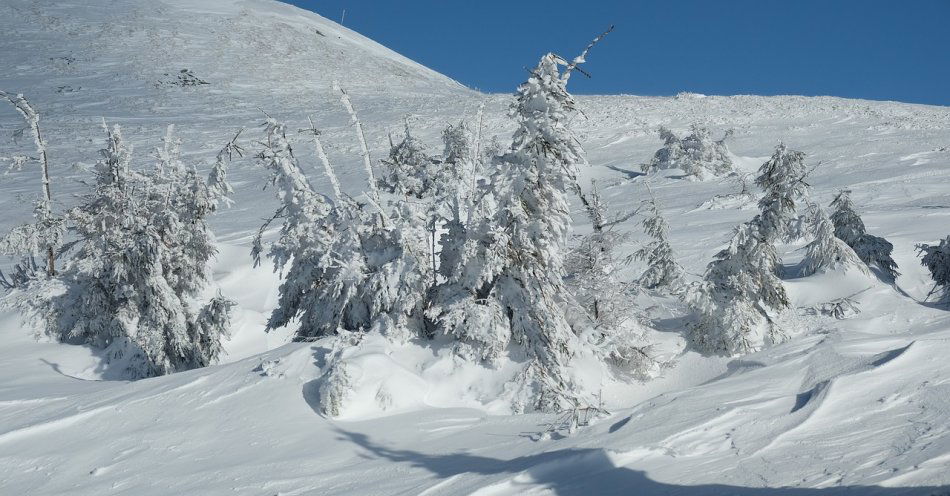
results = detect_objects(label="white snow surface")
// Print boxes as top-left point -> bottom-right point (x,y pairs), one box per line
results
2,0 -> 950,494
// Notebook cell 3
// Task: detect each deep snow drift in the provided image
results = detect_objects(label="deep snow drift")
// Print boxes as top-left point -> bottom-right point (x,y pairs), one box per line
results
1,0 -> 950,494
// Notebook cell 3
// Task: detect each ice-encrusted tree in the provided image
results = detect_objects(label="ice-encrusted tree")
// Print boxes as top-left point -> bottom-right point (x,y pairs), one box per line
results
37,123 -> 235,378
379,122 -> 435,199
686,145 -> 812,355
0,91 -> 61,277
642,125 -> 733,180
567,181 -> 657,379
378,121 -> 474,295
800,203 -> 866,277
686,220 -> 789,356
427,52 -> 591,411
440,120 -> 473,193
256,113 -> 429,341
829,190 -> 899,280
917,236 -> 950,305
754,143 -> 810,243
635,192 -> 685,293
253,117 -> 341,337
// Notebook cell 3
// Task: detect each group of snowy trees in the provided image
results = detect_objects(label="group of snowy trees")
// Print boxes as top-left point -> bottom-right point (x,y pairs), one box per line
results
4,35 -> 950,417
643,125 -> 734,180
253,44 -> 661,412
0,92 -> 236,378
682,144 -> 900,355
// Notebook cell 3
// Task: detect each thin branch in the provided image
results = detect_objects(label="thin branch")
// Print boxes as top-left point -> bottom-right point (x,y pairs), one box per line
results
304,115 -> 343,202
561,25 -> 615,82
334,82 -> 380,205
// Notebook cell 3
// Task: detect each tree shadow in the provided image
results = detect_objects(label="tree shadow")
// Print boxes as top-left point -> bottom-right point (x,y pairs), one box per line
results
334,427 -> 950,495
605,164 -> 645,180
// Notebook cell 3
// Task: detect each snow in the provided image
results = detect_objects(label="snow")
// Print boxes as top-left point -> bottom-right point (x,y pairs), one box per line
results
2,0 -> 950,494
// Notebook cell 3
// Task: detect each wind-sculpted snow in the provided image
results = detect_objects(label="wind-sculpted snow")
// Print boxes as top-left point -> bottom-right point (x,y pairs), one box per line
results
2,0 -> 950,494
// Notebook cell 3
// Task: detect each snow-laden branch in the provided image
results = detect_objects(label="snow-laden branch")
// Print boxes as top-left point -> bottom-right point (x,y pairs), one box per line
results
334,82 -> 380,204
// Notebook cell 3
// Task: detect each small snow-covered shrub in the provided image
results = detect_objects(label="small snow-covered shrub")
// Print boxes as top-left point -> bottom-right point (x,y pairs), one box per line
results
642,125 -> 733,179
918,236 -> 950,304
800,203 -> 866,277
156,69 -> 209,87
754,143 -> 811,243
696,173 -> 757,211
686,221 -> 788,356
830,190 -> 899,280
807,297 -> 861,320
635,194 -> 685,293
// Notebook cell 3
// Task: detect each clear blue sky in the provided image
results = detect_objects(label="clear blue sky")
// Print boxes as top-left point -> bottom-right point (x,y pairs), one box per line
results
288,0 -> 950,106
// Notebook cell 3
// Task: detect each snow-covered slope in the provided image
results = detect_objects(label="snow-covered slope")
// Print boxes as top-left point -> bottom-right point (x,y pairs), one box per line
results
2,1 -> 950,494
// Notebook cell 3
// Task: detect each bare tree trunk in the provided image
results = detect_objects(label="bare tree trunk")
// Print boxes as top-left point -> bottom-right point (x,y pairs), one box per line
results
335,83 -> 380,205
1,91 -> 55,275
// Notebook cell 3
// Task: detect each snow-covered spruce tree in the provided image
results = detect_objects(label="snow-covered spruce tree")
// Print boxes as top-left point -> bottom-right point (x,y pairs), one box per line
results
642,127 -> 683,174
151,126 -> 237,359
917,236 -> 950,305
566,181 -> 657,379
439,120 -> 474,204
253,117 -> 341,337
256,114 -> 429,341
642,125 -> 733,180
686,220 -> 789,355
686,145 -> 811,355
754,143 -> 810,243
40,123 -> 235,377
635,193 -> 685,293
0,91 -> 61,276
800,202 -> 866,277
377,122 -> 462,296
830,190 -> 899,280
379,122 -> 435,199
427,53 -> 590,411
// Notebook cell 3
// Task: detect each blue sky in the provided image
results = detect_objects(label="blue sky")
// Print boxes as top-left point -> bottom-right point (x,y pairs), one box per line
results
288,0 -> 950,106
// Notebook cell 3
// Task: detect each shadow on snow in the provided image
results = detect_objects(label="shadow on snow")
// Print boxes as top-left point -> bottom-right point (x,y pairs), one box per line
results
334,427 -> 950,496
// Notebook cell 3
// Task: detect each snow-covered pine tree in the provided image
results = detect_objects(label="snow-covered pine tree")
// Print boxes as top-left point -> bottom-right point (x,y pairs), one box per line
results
917,236 -> 950,305
642,126 -> 682,174
253,117 -> 342,337
635,191 -> 685,293
41,122 -> 234,377
377,122 -> 453,298
829,190 -> 899,280
800,202 -> 866,277
440,120 -> 474,203
686,145 -> 809,355
257,114 -> 429,341
379,121 -> 435,198
428,53 -> 589,411
208,129 -> 242,206
642,125 -> 733,179
566,181 -> 656,379
753,143 -> 810,243
686,220 -> 788,355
